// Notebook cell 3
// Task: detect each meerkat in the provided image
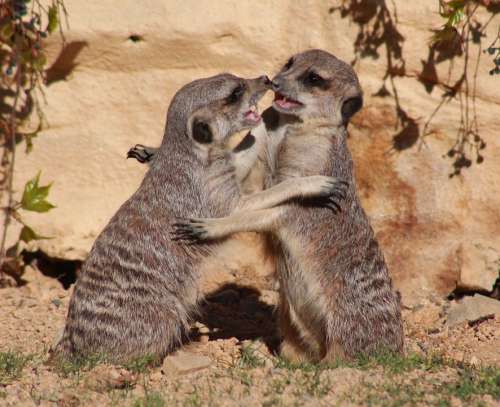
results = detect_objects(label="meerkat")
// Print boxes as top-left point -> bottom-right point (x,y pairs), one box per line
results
53,73 -> 347,363
173,50 -> 404,362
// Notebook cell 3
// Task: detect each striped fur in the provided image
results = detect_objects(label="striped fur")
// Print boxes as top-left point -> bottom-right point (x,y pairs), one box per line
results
53,74 -> 271,363
266,50 -> 404,361
175,50 -> 404,361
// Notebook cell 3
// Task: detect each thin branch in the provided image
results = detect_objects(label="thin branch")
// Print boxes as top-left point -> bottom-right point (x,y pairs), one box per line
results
0,53 -> 22,264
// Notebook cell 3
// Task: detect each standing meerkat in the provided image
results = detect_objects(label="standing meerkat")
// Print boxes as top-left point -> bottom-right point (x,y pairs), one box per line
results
174,50 -> 404,362
53,73 -> 347,363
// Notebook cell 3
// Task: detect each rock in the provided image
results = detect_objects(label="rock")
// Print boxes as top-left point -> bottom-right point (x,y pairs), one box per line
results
84,364 -> 137,391
260,290 -> 279,306
149,370 -> 163,383
193,322 -> 210,334
410,303 -> 442,328
446,295 -> 500,326
161,351 -> 211,375
469,356 -> 481,367
456,242 -> 499,292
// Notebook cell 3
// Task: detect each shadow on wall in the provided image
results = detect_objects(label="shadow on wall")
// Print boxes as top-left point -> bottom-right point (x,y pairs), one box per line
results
45,41 -> 88,85
330,0 -> 499,177
329,0 -> 419,155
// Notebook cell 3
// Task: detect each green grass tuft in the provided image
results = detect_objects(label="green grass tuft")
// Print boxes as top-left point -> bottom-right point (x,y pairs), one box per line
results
132,392 -> 166,407
273,356 -> 324,372
445,366 -> 500,401
353,350 -> 448,374
238,342 -> 266,368
183,391 -> 202,407
51,352 -> 108,377
122,354 -> 157,374
0,351 -> 31,385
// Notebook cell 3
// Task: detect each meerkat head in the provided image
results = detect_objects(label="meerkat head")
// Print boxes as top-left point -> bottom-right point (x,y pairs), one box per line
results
271,49 -> 363,125
162,73 -> 271,151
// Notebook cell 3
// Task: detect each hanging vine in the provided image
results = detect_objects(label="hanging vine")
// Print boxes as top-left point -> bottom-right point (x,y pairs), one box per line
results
0,0 -> 66,285
330,0 -> 499,177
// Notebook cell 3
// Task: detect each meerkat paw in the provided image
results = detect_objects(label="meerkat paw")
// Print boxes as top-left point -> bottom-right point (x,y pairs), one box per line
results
320,177 -> 348,197
126,144 -> 156,164
280,340 -> 313,364
309,176 -> 348,213
171,218 -> 211,242
321,342 -> 347,365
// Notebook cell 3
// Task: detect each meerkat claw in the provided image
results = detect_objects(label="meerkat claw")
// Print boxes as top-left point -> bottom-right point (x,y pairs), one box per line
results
332,190 -> 346,201
171,219 -> 208,242
325,200 -> 341,213
321,179 -> 349,201
127,144 -> 154,163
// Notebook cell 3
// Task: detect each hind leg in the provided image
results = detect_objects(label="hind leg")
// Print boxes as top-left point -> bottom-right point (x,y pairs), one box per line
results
321,340 -> 347,364
278,292 -> 319,363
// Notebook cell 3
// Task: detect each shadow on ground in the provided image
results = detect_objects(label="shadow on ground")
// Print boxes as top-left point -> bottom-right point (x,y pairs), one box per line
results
191,283 -> 279,353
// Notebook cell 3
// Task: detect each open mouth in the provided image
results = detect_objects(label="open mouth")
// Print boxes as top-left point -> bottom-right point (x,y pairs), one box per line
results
273,92 -> 303,110
243,105 -> 261,124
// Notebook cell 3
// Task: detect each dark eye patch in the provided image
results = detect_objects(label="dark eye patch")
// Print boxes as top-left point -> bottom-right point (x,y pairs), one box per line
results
341,96 -> 363,124
226,84 -> 246,105
284,57 -> 294,71
191,119 -> 213,144
299,70 -> 329,89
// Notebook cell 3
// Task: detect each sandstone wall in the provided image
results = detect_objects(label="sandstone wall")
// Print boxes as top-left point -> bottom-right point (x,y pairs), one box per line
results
8,0 -> 500,305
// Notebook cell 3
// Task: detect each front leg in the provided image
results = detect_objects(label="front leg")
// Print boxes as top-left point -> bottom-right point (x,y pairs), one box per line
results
236,176 -> 347,213
172,207 -> 286,242
172,177 -> 348,242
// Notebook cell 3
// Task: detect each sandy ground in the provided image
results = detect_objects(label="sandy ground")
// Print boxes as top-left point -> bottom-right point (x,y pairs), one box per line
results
0,265 -> 498,407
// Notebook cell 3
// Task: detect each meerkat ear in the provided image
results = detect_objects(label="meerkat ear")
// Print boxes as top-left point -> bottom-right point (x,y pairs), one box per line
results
341,95 -> 363,124
191,119 -> 213,144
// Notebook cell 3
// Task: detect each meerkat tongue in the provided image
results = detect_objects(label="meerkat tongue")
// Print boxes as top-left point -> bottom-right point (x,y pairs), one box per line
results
274,93 -> 301,109
275,99 -> 295,109
245,111 -> 261,122
244,105 -> 261,123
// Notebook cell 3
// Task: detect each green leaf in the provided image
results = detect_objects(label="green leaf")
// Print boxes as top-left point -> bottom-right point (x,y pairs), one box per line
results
447,0 -> 466,10
0,23 -> 14,40
19,123 -> 42,154
21,172 -> 56,213
430,25 -> 460,46
47,5 -> 58,34
25,133 -> 36,154
28,200 -> 56,212
450,9 -> 464,26
33,52 -> 47,71
19,225 -> 51,243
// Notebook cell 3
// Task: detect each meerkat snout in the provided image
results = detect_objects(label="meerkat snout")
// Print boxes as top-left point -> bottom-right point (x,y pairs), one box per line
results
271,49 -> 363,124
188,74 -> 272,146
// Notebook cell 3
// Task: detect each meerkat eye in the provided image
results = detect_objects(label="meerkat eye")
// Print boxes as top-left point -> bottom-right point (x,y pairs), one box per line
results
303,71 -> 326,87
226,84 -> 245,105
191,119 -> 213,144
284,57 -> 294,71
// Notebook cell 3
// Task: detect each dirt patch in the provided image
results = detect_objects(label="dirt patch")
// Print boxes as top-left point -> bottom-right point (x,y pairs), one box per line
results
0,266 -> 498,406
